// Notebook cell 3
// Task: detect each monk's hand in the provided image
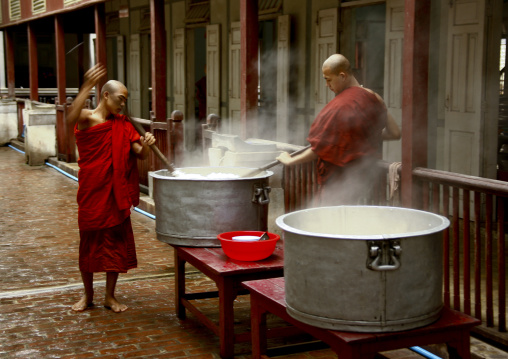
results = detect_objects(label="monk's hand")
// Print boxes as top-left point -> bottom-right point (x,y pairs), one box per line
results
276,152 -> 293,166
83,64 -> 107,89
141,132 -> 156,146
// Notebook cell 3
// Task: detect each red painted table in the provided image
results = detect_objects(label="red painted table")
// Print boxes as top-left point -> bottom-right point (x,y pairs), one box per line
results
172,245 -> 284,359
243,277 -> 481,359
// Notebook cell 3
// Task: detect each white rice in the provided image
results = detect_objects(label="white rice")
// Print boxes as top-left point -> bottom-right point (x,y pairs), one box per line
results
173,169 -> 240,179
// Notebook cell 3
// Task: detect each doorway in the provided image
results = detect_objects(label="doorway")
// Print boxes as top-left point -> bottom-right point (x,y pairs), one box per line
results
349,4 -> 386,96
194,27 -> 207,148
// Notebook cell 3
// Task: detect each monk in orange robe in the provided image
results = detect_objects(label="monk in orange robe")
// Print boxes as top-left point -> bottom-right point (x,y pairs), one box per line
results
277,54 -> 400,206
66,64 -> 156,312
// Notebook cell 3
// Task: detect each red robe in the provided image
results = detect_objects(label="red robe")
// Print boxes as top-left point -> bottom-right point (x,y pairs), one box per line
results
307,86 -> 386,205
74,115 -> 140,273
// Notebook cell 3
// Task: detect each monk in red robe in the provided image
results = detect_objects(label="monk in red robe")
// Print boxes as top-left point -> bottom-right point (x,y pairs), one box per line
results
277,54 -> 400,206
66,64 -> 156,312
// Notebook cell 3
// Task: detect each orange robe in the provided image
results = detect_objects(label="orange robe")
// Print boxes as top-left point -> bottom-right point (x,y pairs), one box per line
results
75,115 -> 140,273
307,86 -> 386,205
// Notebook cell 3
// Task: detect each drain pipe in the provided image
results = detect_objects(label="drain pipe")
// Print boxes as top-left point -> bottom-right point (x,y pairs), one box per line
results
8,144 -> 24,154
132,207 -> 156,220
410,346 -> 442,359
45,161 -> 78,181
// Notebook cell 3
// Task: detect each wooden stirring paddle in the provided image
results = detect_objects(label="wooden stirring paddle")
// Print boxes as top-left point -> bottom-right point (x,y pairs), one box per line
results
127,117 -> 176,175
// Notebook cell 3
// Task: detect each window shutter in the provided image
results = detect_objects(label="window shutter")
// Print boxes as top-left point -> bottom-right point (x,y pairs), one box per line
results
9,0 -> 21,20
184,0 -> 210,25
32,0 -> 46,14
258,0 -> 282,16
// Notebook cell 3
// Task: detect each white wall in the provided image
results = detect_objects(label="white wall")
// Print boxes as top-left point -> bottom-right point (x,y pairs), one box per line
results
0,100 -> 17,145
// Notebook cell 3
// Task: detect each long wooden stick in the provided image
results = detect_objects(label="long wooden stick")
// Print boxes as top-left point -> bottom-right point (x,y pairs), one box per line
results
127,117 -> 176,174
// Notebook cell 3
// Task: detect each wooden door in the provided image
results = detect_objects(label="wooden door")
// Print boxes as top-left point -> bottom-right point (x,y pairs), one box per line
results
383,0 -> 404,162
444,0 -> 486,176
315,8 -> 337,115
276,15 -> 290,143
206,24 -> 221,116
229,22 -> 241,134
128,34 -> 141,117
173,28 -> 186,114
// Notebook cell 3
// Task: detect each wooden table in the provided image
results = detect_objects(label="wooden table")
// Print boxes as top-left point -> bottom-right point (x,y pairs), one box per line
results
243,277 -> 481,359
172,245 -> 284,359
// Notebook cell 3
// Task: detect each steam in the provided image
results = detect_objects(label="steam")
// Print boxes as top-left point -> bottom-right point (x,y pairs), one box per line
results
316,156 -> 382,207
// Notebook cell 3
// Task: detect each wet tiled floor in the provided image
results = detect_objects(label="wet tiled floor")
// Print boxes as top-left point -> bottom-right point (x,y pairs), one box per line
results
1,146 -> 507,359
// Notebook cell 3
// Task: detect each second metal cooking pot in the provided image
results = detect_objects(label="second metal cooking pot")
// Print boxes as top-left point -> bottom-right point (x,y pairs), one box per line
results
153,167 -> 273,247
276,205 -> 450,332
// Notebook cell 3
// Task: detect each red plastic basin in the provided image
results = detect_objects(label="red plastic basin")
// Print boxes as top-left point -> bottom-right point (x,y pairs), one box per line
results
217,231 -> 280,261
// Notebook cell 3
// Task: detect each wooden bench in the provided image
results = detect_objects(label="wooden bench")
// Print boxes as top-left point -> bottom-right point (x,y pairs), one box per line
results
243,277 -> 481,359
172,245 -> 284,359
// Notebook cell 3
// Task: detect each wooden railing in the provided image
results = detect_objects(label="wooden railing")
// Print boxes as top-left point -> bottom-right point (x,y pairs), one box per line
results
282,160 -> 508,343
283,162 -> 318,212
130,110 -> 184,188
413,168 -> 508,343
55,100 -> 77,163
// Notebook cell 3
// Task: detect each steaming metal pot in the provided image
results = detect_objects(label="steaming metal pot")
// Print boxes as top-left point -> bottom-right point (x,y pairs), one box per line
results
153,167 -> 273,247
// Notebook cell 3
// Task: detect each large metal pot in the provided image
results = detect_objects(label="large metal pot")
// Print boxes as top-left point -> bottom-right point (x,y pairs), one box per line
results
276,206 -> 450,332
153,167 -> 273,247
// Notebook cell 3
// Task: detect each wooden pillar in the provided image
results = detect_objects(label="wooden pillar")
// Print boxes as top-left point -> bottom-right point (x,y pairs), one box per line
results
5,30 -> 15,98
240,0 -> 258,139
27,23 -> 39,101
0,32 -> 6,91
55,14 -> 77,163
95,3 -> 107,94
401,0 -> 430,208
151,0 -> 167,122
55,15 -> 66,105
171,110 -> 184,167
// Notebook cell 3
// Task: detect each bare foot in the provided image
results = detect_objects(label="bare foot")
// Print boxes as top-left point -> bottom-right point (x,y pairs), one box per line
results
104,297 -> 128,313
72,296 -> 94,312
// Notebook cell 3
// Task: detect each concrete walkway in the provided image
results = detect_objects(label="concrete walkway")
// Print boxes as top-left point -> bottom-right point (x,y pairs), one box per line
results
1,145 -> 506,359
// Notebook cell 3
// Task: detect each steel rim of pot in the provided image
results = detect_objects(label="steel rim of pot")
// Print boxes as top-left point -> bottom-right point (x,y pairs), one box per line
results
276,205 -> 451,241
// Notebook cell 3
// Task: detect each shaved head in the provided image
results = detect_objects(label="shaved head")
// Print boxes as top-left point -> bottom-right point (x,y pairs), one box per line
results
99,79 -> 128,115
101,80 -> 127,98
321,54 -> 359,95
322,54 -> 352,76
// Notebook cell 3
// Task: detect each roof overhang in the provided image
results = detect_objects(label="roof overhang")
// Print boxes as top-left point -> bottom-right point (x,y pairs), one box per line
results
0,0 -> 105,30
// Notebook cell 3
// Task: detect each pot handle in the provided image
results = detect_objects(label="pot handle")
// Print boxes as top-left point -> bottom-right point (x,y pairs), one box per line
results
252,184 -> 271,205
367,240 -> 402,271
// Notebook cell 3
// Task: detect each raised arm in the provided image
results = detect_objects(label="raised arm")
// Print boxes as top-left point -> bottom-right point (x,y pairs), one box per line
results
66,64 -> 107,124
